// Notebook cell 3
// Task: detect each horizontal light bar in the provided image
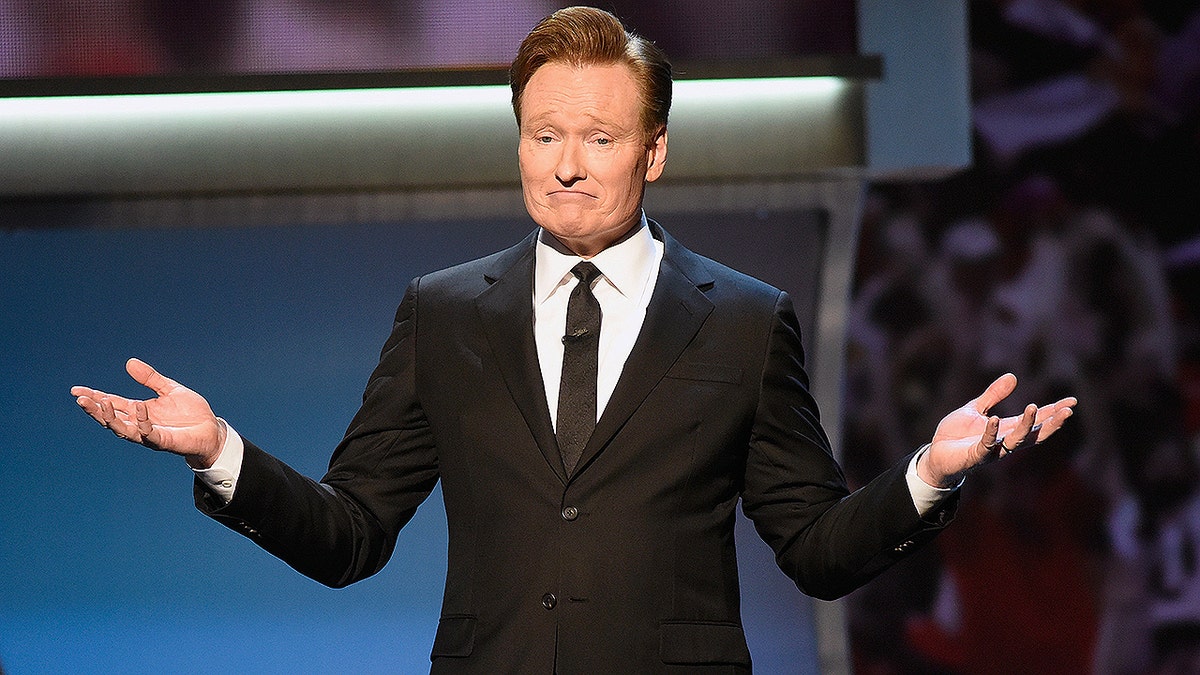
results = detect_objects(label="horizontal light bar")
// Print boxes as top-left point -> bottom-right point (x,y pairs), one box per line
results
0,77 -> 844,118
677,76 -> 845,101
0,84 -> 513,119
0,77 -> 862,198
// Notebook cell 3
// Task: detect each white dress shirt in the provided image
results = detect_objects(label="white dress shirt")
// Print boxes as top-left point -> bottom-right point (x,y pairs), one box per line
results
196,214 -> 953,514
533,216 -> 662,430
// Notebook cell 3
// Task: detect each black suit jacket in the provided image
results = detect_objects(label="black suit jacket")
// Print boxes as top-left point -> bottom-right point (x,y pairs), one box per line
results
198,221 -> 953,673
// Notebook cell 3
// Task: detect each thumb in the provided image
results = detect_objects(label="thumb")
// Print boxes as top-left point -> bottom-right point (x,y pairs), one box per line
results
126,358 -> 181,396
972,373 -> 1018,415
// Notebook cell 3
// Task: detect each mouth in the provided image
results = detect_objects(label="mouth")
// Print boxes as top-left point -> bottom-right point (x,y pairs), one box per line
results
548,189 -> 597,199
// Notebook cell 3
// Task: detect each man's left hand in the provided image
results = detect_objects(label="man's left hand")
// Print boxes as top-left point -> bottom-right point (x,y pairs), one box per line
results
918,373 -> 1076,489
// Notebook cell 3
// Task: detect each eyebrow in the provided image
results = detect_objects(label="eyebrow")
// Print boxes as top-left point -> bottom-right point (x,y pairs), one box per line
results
523,112 -> 636,137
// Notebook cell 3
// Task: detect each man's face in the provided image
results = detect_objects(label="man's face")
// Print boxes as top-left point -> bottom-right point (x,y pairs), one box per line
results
518,62 -> 667,257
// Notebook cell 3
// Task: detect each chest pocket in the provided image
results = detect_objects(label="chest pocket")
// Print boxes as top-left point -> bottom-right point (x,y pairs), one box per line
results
663,361 -> 742,385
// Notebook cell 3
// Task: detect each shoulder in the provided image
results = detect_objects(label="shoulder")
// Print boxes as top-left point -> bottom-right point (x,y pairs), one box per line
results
413,229 -> 538,297
656,221 -> 784,310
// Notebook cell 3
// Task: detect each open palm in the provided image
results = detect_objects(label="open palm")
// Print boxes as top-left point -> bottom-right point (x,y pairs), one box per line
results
71,358 -> 225,468
921,373 -> 1076,487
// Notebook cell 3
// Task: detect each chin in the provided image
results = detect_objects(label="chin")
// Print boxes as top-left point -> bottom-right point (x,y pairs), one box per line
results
544,227 -> 592,244
541,217 -> 594,239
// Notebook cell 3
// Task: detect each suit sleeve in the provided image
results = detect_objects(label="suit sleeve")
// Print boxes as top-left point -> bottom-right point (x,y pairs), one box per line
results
195,279 -> 440,588
740,291 -> 955,601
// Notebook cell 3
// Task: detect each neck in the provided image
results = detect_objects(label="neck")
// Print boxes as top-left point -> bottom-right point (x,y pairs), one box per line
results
544,217 -> 645,259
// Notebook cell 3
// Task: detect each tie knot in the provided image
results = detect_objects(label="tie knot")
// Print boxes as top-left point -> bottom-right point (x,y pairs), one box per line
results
571,261 -> 602,286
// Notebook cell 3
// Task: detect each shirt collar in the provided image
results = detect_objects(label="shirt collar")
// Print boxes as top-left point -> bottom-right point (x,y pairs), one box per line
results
534,212 -> 656,305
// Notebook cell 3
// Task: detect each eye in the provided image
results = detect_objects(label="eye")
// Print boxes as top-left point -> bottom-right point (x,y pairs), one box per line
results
594,137 -> 612,146
537,135 -> 554,144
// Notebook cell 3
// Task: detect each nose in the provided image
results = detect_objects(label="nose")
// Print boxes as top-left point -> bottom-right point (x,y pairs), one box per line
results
555,141 -> 586,187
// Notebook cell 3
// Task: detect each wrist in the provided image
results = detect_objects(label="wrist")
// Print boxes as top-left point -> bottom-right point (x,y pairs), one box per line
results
185,418 -> 227,470
917,450 -> 962,489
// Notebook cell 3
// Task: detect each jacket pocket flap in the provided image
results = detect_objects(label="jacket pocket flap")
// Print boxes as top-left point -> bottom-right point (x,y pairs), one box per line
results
660,621 -> 751,665
430,615 -> 476,658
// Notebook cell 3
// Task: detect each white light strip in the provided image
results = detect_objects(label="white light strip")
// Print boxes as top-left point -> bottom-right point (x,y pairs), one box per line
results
0,85 -> 514,119
0,76 -> 859,196
675,76 -> 845,102
0,77 -> 845,119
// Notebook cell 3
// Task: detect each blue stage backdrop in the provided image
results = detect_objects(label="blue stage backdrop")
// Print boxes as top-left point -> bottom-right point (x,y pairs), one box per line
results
0,209 -> 825,673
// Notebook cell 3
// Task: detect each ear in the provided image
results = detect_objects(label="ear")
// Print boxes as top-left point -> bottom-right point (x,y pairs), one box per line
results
645,127 -> 668,182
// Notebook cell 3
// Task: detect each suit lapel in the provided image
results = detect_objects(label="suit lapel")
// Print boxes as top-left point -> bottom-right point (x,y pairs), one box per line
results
572,224 -> 716,477
475,230 -> 567,484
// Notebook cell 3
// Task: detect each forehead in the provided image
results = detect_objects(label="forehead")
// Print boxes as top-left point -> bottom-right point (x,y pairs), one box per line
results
520,62 -> 642,127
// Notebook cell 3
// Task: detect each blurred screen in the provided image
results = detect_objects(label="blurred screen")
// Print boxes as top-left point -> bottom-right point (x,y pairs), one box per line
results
0,1 -> 856,83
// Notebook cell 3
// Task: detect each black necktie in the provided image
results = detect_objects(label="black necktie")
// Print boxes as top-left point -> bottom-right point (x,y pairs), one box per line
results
556,261 -> 602,476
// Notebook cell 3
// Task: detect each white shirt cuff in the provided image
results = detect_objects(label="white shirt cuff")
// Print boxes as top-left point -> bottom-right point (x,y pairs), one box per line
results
191,418 -> 244,504
906,444 -> 959,517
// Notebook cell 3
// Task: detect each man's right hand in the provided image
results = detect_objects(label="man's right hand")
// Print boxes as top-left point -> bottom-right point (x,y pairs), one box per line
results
71,358 -> 226,469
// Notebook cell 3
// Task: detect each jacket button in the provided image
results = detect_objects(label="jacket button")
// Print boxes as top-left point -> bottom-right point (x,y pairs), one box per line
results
561,506 -> 579,521
542,593 -> 557,610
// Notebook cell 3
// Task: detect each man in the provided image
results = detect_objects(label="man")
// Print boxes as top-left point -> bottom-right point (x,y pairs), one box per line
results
71,7 -> 1075,673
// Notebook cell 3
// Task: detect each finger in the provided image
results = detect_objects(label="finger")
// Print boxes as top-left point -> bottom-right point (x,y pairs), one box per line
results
1032,397 -> 1077,421
135,401 -> 161,449
72,387 -> 117,425
97,397 -> 115,426
74,387 -> 130,412
99,397 -> 142,442
74,393 -> 104,421
1028,398 -> 1076,439
980,415 -> 1002,456
92,392 -> 139,418
972,373 -> 1018,415
1035,406 -> 1074,442
996,400 -> 1036,434
98,397 -> 122,434
70,385 -> 109,399
126,358 -> 182,397
999,403 -> 1038,451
